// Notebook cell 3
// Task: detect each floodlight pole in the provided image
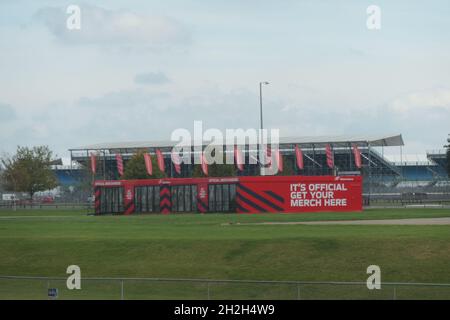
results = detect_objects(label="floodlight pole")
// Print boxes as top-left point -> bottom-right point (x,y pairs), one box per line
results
259,83 -> 263,133
259,81 -> 269,175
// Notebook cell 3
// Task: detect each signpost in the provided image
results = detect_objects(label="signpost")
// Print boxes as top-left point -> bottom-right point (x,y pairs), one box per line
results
48,288 -> 58,299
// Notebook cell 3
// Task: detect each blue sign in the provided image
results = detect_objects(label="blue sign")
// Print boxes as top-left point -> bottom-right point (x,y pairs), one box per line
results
48,288 -> 58,299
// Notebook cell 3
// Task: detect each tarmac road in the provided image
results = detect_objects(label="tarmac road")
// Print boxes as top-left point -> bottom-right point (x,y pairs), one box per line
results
235,217 -> 450,226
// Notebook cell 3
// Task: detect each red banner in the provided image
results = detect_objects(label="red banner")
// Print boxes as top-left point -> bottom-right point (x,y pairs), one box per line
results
143,153 -> 153,176
265,146 -> 272,167
352,144 -> 362,169
201,153 -> 208,176
295,145 -> 304,170
116,154 -> 124,176
234,145 -> 244,171
156,149 -> 165,173
237,175 -> 362,213
276,149 -> 283,173
90,153 -> 96,174
171,150 -> 182,175
326,144 -> 334,169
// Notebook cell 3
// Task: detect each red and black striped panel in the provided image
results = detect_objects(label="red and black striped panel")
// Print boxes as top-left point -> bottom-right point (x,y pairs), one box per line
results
236,183 -> 285,213
124,200 -> 135,215
94,187 -> 101,215
197,195 -> 208,213
196,183 -> 208,213
124,201 -> 135,215
160,186 -> 171,214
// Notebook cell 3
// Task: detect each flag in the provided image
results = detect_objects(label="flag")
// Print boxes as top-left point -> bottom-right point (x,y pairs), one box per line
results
265,147 -> 282,173
90,153 -> 96,174
143,153 -> 153,176
295,145 -> 304,170
171,150 -> 182,175
352,144 -> 362,169
276,149 -> 283,173
234,145 -> 244,171
326,144 -> 334,168
155,149 -> 165,173
201,152 -> 208,176
115,154 -> 124,176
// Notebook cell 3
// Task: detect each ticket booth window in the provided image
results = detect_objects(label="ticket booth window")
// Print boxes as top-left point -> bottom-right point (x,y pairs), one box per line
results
208,184 -> 236,213
171,185 -> 197,212
134,186 -> 160,213
99,187 -> 124,214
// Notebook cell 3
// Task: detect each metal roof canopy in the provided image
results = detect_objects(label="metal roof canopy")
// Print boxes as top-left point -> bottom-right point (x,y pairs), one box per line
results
69,134 -> 404,151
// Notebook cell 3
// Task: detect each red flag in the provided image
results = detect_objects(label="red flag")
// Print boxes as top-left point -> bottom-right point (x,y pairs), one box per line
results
115,154 -> 124,176
90,153 -> 96,174
143,153 -> 153,176
234,145 -> 244,171
171,150 -> 182,175
201,152 -> 208,176
352,144 -> 362,169
326,144 -> 334,168
266,147 -> 282,173
295,145 -> 304,170
276,149 -> 283,173
155,149 -> 165,173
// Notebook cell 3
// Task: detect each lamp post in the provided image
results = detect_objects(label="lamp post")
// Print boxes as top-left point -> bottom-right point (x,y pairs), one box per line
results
259,81 -> 269,133
259,81 -> 269,175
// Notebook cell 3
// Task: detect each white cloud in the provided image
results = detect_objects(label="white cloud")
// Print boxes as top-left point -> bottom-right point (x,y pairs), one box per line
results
1,85 -> 449,157
0,103 -> 16,122
33,4 -> 191,49
134,72 -> 170,85
389,88 -> 450,113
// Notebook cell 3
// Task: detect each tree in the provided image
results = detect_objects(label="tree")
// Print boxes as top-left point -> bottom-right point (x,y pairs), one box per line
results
277,155 -> 295,176
122,151 -> 165,179
192,164 -> 203,178
73,162 -> 95,199
0,146 -> 58,199
192,151 -> 236,177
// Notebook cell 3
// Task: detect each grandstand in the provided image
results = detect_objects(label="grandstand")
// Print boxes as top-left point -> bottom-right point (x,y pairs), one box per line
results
68,134 -> 400,181
384,153 -> 448,186
427,150 -> 448,175
51,164 -> 84,187
368,152 -> 449,203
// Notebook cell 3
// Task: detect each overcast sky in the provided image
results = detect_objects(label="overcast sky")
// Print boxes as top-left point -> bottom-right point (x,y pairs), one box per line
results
0,0 -> 449,160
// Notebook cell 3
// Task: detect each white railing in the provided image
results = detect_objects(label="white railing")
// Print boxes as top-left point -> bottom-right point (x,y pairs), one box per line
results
0,275 -> 449,300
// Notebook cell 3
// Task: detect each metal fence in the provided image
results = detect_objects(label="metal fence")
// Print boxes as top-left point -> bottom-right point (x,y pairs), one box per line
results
1,198 -> 450,212
0,202 -> 93,210
1,276 -> 449,300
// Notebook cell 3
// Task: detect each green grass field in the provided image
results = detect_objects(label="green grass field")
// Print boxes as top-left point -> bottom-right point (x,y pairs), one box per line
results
0,208 -> 449,299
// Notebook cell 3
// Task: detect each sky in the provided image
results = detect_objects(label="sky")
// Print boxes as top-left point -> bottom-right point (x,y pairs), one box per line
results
0,0 -> 449,161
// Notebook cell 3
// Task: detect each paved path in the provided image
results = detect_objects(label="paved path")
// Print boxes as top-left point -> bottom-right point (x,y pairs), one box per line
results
300,217 -> 450,225
238,217 -> 450,226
